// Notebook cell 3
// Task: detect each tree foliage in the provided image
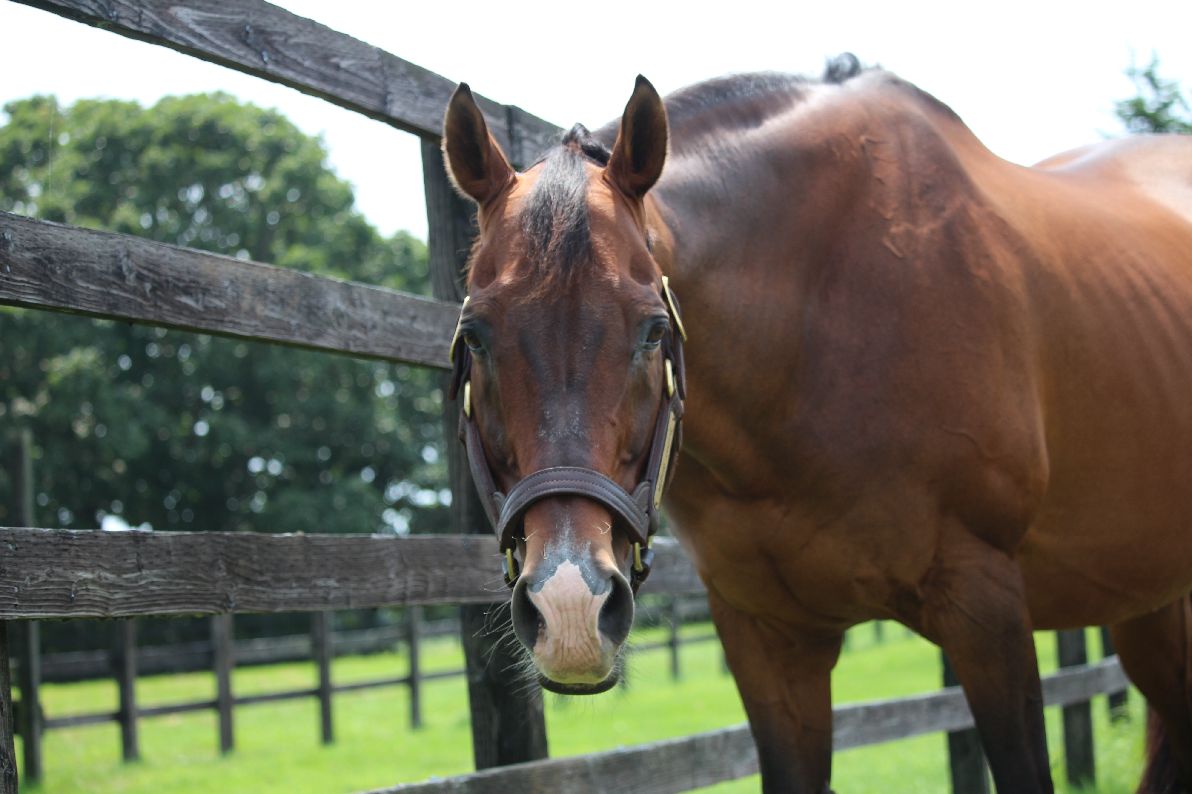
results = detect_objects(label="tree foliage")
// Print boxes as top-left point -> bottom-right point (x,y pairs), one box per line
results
0,93 -> 449,541
1115,56 -> 1192,134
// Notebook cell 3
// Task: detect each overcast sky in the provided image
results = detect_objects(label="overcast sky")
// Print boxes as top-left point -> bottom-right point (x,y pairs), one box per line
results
2,1 -> 1190,241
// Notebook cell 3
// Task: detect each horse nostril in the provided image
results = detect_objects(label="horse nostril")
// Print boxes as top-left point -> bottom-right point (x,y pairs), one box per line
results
598,572 -> 634,646
510,577 -> 541,649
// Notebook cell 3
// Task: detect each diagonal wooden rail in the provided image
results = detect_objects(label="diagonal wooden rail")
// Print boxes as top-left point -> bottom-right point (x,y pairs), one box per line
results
365,657 -> 1128,794
12,0 -> 561,166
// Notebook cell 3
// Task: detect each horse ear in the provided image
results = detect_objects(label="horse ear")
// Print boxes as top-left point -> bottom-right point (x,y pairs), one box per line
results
443,83 -> 515,205
607,75 -> 668,198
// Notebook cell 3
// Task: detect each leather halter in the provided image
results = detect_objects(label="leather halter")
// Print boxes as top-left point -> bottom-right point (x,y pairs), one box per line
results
448,277 -> 687,592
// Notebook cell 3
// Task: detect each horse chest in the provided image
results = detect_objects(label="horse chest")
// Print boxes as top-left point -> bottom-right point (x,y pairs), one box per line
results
666,466 -> 917,628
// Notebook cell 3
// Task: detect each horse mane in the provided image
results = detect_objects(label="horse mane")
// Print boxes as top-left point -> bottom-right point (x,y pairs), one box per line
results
580,54 -> 871,156
516,54 -> 959,281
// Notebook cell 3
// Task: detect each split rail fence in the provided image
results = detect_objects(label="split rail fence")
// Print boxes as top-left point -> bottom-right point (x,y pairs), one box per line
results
0,1 -> 1132,792
0,457 -> 717,768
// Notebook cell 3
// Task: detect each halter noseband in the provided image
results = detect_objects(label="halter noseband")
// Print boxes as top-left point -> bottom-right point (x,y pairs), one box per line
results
448,277 -> 687,592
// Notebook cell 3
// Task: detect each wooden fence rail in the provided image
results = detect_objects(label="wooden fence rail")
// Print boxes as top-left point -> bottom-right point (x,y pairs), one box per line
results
0,212 -> 459,369
12,0 -> 560,164
366,657 -> 1129,794
0,527 -> 704,619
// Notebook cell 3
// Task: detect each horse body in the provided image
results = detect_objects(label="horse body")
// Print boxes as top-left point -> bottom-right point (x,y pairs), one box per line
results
441,63 -> 1192,792
1018,143 -> 1192,627
644,70 -> 1192,789
647,70 -> 1192,625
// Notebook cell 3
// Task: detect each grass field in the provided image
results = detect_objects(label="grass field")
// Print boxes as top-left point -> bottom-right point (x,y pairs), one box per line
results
18,619 -> 1144,793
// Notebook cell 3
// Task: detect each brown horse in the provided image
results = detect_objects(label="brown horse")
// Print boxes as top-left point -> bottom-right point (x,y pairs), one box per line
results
440,55 -> 1192,792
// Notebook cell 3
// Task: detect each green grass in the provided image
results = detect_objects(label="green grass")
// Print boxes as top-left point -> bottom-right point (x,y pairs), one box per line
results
18,623 -> 1144,793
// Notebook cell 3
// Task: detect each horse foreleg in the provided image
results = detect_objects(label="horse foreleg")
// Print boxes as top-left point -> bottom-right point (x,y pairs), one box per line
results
709,591 -> 843,794
1110,597 -> 1192,792
916,532 -> 1052,793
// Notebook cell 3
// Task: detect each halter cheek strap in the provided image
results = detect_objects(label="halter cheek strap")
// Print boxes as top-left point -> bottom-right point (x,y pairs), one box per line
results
449,277 -> 687,592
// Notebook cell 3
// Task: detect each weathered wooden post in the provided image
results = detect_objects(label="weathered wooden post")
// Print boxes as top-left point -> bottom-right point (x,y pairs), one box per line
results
668,597 -> 681,681
114,619 -> 139,761
312,611 -> 334,744
422,135 -> 548,768
941,651 -> 989,794
12,428 -> 43,780
1057,630 -> 1095,786
14,621 -> 41,780
1099,626 -> 1129,721
211,614 -> 235,754
406,606 -> 423,730
0,623 -> 17,794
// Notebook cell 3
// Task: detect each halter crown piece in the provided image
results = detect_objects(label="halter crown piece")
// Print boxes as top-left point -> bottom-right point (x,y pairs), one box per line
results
448,277 -> 688,592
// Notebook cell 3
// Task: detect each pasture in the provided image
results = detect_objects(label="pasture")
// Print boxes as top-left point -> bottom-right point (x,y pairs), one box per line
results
19,622 -> 1140,793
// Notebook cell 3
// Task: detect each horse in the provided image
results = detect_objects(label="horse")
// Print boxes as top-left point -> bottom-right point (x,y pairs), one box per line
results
439,55 -> 1192,793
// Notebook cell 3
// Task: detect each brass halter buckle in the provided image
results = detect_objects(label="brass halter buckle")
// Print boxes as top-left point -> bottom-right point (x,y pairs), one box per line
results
503,547 -> 521,586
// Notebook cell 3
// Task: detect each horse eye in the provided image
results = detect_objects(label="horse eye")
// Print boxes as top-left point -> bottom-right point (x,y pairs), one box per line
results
463,330 -> 484,352
642,322 -> 667,349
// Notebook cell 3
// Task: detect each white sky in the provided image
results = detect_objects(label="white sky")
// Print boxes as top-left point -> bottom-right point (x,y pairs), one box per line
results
2,1 -> 1190,242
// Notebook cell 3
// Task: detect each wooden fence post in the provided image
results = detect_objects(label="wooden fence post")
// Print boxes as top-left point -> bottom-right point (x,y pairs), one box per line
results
1057,630 -> 1095,786
941,651 -> 989,794
0,624 -> 17,794
211,615 -> 235,754
1099,626 -> 1129,721
668,597 -> 681,681
114,619 -> 139,761
13,428 -> 43,780
312,611 -> 333,744
423,138 -> 548,769
15,622 -> 42,780
406,606 -> 423,730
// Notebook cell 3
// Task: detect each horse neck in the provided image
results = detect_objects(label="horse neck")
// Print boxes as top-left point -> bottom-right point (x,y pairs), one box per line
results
643,82 -> 997,481
645,85 -> 869,315
648,79 -> 996,296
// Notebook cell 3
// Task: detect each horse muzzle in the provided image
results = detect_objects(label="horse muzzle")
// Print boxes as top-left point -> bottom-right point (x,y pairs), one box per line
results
509,506 -> 635,692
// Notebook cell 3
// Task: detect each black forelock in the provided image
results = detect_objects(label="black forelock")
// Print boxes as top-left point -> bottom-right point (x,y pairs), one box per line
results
520,139 -> 594,275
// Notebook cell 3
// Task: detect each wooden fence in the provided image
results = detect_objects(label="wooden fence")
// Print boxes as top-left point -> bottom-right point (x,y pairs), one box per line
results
21,616 -> 458,683
12,609 -> 455,759
7,583 -> 716,766
0,1 -> 1132,792
17,599 -> 710,684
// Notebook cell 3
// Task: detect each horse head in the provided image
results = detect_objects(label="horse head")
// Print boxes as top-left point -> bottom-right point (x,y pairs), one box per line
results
442,77 -> 684,694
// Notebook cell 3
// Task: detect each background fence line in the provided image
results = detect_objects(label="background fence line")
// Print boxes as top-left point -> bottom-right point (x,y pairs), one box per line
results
11,598 -> 719,767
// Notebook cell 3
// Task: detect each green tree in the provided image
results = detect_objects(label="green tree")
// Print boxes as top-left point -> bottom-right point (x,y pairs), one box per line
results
1116,56 -> 1192,134
0,93 -> 448,542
